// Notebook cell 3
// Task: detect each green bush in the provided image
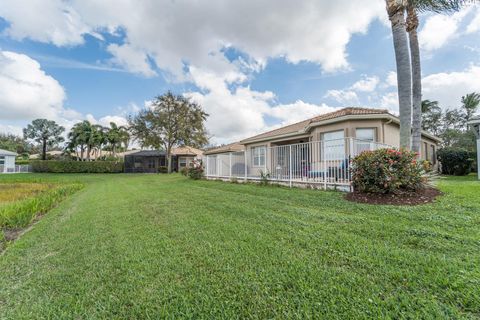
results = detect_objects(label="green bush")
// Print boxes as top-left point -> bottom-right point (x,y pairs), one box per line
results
187,167 -> 204,180
437,148 -> 474,176
158,166 -> 168,174
180,167 -> 188,176
31,160 -> 124,173
351,148 -> 423,194
15,159 -> 30,165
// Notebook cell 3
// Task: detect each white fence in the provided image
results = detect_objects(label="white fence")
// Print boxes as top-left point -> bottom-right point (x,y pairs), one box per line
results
0,165 -> 32,174
205,138 -> 391,189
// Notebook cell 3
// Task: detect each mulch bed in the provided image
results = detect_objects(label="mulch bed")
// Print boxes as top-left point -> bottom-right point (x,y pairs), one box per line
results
345,187 -> 442,206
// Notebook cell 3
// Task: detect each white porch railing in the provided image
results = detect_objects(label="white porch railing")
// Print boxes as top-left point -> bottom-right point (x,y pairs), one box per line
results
0,165 -> 32,174
205,138 -> 391,189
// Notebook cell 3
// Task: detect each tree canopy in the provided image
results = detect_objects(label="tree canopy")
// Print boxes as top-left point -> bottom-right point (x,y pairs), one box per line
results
23,119 -> 65,160
422,92 -> 480,151
129,91 -> 208,172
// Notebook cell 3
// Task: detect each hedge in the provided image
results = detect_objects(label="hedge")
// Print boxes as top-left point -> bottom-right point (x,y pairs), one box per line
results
31,160 -> 124,173
437,148 -> 475,176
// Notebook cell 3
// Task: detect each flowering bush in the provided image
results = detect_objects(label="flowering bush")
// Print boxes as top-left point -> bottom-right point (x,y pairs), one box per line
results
351,148 -> 424,194
186,159 -> 204,180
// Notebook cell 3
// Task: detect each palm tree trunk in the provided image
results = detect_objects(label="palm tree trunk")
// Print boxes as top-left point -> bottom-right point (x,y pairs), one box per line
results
167,146 -> 172,173
408,5 -> 422,154
386,0 -> 412,150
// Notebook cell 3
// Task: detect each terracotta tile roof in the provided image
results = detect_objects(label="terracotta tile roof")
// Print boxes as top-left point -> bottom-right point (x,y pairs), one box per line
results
204,142 -> 245,155
309,107 -> 390,122
172,146 -> 203,156
241,107 -> 391,143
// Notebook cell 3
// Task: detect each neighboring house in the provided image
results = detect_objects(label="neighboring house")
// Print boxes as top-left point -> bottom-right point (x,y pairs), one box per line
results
124,146 -> 203,173
204,107 -> 441,187
0,149 -> 17,173
29,150 -> 64,159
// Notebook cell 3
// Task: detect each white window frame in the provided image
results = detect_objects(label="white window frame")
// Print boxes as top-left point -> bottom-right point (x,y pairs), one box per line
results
251,146 -> 266,167
321,130 -> 345,161
179,157 -> 188,168
0,156 -> 4,165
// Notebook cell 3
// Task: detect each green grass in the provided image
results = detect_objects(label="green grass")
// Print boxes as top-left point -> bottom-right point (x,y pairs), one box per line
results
0,173 -> 479,319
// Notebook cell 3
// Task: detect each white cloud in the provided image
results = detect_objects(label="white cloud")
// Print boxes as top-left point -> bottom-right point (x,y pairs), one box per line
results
0,0 -> 386,79
107,43 -> 157,77
350,75 -> 379,92
324,90 -> 359,105
379,92 -> 398,111
422,64 -> 480,108
385,71 -> 397,88
0,0 -> 90,46
419,8 -> 472,51
0,50 -> 67,120
0,50 -> 131,137
466,6 -> 480,34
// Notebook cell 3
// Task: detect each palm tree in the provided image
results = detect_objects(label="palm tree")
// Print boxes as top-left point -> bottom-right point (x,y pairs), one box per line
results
407,0 -> 463,153
68,121 -> 89,161
385,0 -> 412,149
461,92 -> 480,122
106,122 -> 129,157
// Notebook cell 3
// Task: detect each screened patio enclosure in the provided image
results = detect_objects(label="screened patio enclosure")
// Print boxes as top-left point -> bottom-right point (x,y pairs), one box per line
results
205,138 -> 390,189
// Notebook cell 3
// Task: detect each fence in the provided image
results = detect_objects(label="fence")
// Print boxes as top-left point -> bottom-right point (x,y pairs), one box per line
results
205,138 -> 391,190
0,165 -> 32,174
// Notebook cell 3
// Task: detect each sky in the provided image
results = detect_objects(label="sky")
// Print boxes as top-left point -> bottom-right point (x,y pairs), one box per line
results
0,0 -> 479,145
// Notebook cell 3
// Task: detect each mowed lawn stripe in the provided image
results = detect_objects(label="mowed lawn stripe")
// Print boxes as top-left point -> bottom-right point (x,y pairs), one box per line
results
0,174 -> 478,318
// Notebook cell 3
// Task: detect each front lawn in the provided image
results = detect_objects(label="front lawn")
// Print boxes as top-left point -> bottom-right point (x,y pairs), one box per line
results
0,174 -> 478,318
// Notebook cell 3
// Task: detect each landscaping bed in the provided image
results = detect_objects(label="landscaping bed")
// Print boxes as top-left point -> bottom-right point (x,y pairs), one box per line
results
345,187 -> 442,205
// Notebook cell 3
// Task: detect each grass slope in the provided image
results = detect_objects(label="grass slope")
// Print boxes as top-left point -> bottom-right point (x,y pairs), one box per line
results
0,174 -> 479,319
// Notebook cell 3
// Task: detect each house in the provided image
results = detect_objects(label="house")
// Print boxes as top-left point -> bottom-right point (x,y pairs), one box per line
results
0,149 -> 17,173
204,107 -> 441,188
124,146 -> 203,173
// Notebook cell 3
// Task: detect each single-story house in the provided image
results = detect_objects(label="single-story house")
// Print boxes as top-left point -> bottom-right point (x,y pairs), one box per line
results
0,149 -> 17,173
124,146 -> 203,173
204,107 -> 441,186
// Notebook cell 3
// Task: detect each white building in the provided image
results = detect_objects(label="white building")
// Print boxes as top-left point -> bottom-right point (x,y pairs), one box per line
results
0,148 -> 17,173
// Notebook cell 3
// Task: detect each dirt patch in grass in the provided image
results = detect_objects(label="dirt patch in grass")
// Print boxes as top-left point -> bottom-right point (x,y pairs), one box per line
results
345,187 -> 442,206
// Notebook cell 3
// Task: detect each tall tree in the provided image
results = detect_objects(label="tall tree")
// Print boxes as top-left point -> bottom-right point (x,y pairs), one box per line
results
129,91 -> 208,173
23,119 -> 65,160
421,100 -> 442,135
68,121 -> 90,161
461,92 -> 480,122
0,133 -> 32,155
386,0 -> 412,149
407,0 -> 463,153
106,122 -> 129,157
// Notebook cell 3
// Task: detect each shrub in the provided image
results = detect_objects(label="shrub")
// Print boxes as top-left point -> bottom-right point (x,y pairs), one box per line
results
259,170 -> 271,186
351,148 -> 423,194
437,148 -> 474,176
158,166 -> 168,174
187,167 -> 204,180
15,159 -> 31,165
180,167 -> 188,176
31,160 -> 124,173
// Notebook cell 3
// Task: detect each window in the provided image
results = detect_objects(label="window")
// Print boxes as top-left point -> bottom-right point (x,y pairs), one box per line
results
321,130 -> 345,160
0,156 -> 4,165
251,146 -> 266,166
424,142 -> 428,161
356,128 -> 375,142
179,157 -> 187,168
430,145 -> 436,164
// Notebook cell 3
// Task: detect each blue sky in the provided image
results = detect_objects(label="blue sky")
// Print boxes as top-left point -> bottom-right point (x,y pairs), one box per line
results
0,1 -> 479,144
